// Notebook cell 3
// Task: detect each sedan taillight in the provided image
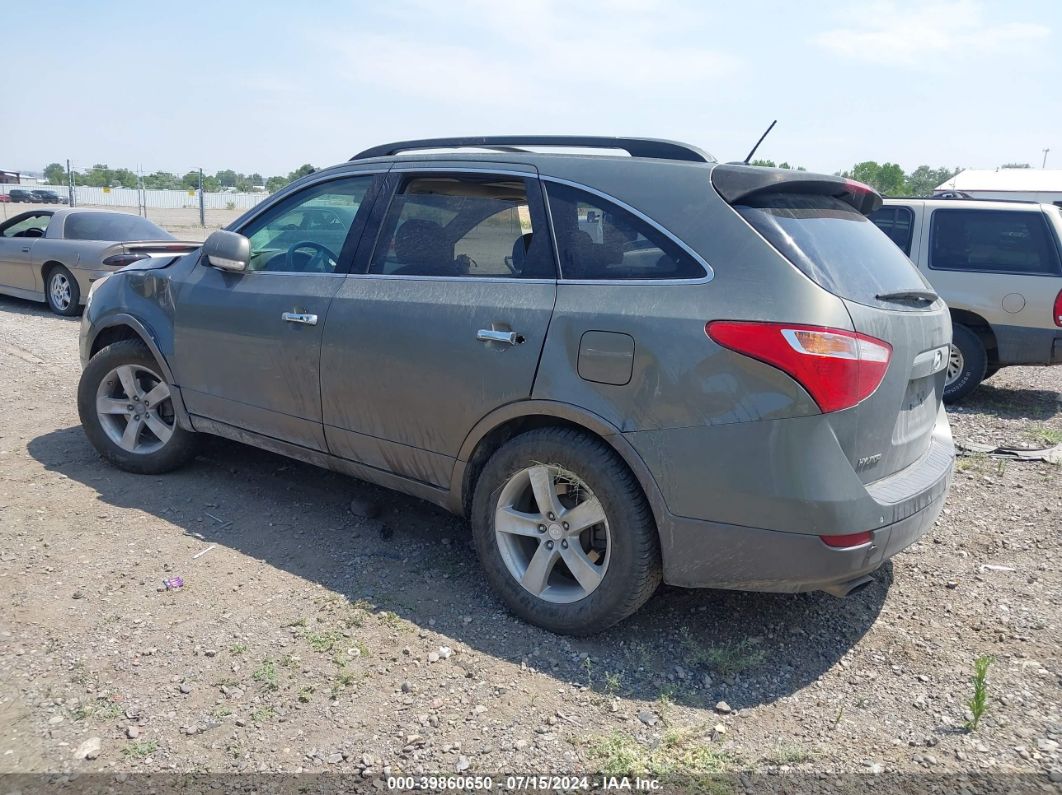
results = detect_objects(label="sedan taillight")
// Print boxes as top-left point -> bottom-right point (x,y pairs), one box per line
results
102,253 -> 149,268
1054,289 -> 1062,328
706,321 -> 892,413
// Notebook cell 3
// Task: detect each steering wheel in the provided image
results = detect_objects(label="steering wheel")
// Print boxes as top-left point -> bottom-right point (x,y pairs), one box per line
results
286,241 -> 338,273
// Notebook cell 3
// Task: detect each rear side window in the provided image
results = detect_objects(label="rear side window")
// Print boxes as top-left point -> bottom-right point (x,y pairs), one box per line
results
737,193 -> 930,308
64,213 -> 170,241
869,206 -> 915,255
370,175 -> 554,278
545,182 -> 705,280
929,209 -> 1062,276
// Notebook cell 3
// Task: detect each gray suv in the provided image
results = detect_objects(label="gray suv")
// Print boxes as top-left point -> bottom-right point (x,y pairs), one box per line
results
77,137 -> 954,634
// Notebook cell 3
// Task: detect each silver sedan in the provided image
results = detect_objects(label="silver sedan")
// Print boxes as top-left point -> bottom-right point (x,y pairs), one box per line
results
0,208 -> 198,316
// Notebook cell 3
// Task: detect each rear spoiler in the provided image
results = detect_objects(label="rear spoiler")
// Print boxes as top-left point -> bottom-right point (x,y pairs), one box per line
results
120,240 -> 201,254
711,164 -> 882,215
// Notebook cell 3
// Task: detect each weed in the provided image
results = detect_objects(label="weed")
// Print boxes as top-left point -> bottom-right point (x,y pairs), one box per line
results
1027,426 -> 1062,446
604,673 -> 622,697
331,670 -> 358,698
680,629 -> 765,677
252,660 -> 279,692
283,617 -> 307,629
229,643 -> 247,655
73,696 -> 123,721
832,705 -> 845,729
280,653 -> 301,669
297,686 -> 315,703
305,630 -> 343,654
766,745 -> 815,765
250,705 -> 275,723
122,739 -> 158,759
584,657 -> 594,689
589,728 -> 734,791
212,705 -> 232,719
965,655 -> 993,731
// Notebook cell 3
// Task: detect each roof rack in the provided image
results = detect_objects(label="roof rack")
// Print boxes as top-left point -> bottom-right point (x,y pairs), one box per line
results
350,136 -> 714,163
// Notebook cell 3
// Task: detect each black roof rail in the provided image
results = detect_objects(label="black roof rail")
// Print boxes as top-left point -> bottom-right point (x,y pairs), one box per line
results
350,136 -> 714,163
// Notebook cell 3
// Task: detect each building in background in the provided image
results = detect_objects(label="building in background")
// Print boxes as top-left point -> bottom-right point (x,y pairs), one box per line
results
0,170 -> 21,185
934,169 -> 1062,205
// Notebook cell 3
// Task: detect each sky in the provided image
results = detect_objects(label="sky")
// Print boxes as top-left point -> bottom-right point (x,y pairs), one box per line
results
2,0 -> 1060,178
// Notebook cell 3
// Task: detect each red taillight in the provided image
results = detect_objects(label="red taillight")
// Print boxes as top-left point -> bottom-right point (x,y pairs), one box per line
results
706,321 -> 892,413
1054,289 -> 1062,328
102,253 -> 149,268
820,531 -> 873,548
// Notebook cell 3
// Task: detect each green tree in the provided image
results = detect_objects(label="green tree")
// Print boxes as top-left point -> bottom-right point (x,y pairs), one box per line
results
288,163 -> 316,181
143,171 -> 180,190
181,171 -> 220,192
265,175 -> 288,192
43,162 -> 66,185
904,165 -> 960,196
112,168 -> 138,189
844,161 -> 907,196
215,169 -> 240,188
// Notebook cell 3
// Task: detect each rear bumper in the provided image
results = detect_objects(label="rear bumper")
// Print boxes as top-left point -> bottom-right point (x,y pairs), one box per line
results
632,408 -> 954,592
993,323 -> 1062,366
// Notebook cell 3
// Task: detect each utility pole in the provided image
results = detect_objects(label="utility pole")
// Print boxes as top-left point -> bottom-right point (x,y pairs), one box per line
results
1043,148 -> 1051,168
198,167 -> 205,227
66,159 -> 74,206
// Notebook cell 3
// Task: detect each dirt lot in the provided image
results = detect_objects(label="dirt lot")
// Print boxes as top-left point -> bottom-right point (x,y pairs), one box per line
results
0,283 -> 1060,789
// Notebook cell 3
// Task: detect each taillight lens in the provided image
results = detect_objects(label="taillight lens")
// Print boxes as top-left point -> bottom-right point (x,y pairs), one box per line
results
102,253 -> 149,268
706,321 -> 892,413
1054,289 -> 1062,328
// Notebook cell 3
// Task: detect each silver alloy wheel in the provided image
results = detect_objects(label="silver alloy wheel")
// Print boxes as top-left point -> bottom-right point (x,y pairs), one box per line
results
95,364 -> 176,454
494,464 -> 611,604
49,272 -> 72,311
946,344 -> 964,386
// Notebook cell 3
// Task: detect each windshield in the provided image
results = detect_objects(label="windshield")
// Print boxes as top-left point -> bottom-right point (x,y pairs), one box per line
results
737,193 -> 931,309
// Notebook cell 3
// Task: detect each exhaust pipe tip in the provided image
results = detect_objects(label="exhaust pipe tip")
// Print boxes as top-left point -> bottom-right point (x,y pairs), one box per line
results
820,575 -> 874,599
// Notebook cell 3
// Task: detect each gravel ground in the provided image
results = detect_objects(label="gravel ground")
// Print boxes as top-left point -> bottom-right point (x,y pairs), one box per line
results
0,285 -> 1059,791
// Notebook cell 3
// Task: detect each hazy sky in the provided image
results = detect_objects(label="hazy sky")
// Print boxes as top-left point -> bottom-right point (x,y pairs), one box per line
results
3,0 -> 1059,177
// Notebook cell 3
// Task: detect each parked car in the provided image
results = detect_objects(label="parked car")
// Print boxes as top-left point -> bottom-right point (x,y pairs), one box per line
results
0,193 -> 10,203
30,189 -> 62,204
8,189 -> 34,203
0,208 -> 199,316
77,136 -> 954,634
870,198 -> 1062,401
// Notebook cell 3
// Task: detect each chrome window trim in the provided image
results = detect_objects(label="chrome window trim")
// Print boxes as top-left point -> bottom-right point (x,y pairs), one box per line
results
540,175 -> 714,284
342,273 -> 555,285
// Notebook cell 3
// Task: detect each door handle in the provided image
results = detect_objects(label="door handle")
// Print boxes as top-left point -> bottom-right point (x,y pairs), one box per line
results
477,329 -> 524,345
282,312 -> 318,326
21,246 -> 31,253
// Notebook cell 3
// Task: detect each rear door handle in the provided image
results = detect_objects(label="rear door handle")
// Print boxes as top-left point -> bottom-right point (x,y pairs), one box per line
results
477,329 -> 523,345
282,312 -> 318,326
21,246 -> 31,253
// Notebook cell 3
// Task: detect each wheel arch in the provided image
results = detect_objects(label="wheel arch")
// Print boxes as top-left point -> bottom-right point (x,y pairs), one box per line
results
86,315 -> 192,430
451,401 -> 669,534
40,260 -> 69,290
949,309 -> 999,365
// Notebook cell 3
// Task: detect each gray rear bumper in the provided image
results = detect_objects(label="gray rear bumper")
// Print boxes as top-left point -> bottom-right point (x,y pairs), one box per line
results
993,323 -> 1062,366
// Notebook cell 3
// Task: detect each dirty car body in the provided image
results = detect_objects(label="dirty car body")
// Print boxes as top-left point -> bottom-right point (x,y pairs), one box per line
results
77,137 -> 955,633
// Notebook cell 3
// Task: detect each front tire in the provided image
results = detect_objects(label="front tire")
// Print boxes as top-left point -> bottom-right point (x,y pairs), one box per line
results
77,340 -> 199,474
45,265 -> 81,316
470,428 -> 661,635
943,324 -> 987,404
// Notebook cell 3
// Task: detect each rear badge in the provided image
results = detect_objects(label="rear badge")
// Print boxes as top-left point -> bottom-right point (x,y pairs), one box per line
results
856,453 -> 882,471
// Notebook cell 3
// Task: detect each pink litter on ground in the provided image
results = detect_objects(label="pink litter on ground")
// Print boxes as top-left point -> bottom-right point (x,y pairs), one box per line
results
163,577 -> 184,590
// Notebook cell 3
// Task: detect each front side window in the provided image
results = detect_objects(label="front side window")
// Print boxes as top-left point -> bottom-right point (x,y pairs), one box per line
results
545,182 -> 705,280
929,209 -> 1062,275
1,213 -> 51,238
241,176 -> 373,272
869,206 -> 915,255
369,175 -> 553,278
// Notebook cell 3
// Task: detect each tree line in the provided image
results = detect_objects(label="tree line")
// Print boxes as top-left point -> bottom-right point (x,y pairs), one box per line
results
42,163 -> 317,194
41,159 -> 1033,198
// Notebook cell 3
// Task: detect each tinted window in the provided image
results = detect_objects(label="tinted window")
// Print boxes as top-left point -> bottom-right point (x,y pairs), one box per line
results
545,183 -> 704,280
929,209 -> 1062,275
869,205 -> 915,255
370,175 -> 553,278
737,193 -> 931,308
64,213 -> 170,241
1,213 -> 50,237
242,176 -> 373,272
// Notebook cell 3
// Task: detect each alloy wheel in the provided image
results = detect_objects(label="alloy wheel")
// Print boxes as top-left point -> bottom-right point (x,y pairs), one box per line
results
95,364 -> 176,454
946,344 -> 964,386
49,272 -> 72,311
494,465 -> 611,604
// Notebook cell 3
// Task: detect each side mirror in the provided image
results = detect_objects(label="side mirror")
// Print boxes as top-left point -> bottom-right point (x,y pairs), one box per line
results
203,230 -> 250,272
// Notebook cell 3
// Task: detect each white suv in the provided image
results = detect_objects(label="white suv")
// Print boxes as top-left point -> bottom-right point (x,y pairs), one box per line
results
871,198 -> 1062,401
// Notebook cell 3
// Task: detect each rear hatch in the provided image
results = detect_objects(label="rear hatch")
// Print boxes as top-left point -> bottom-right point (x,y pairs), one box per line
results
713,165 -> 951,484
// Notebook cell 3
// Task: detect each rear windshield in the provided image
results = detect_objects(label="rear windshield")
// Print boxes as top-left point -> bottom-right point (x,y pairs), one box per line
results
64,213 -> 171,241
737,193 -> 931,308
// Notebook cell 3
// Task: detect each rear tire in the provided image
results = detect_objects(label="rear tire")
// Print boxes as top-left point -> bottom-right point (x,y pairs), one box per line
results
470,427 -> 661,635
78,340 -> 199,474
944,324 -> 987,403
45,265 -> 81,316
